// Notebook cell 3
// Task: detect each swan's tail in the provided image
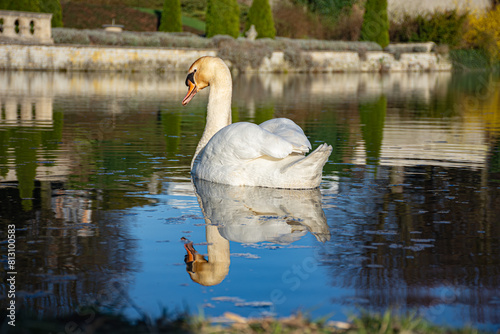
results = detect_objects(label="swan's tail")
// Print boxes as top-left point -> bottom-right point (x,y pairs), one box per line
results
281,143 -> 333,188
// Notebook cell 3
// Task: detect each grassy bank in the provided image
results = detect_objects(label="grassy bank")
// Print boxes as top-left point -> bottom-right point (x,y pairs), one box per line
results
3,308 -> 490,334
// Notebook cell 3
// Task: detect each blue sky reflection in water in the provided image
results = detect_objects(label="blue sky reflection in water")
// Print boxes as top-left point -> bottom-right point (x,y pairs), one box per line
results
0,71 -> 499,330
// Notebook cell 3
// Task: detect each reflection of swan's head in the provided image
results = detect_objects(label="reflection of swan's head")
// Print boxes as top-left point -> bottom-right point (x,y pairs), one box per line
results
182,56 -> 231,106
182,232 -> 230,286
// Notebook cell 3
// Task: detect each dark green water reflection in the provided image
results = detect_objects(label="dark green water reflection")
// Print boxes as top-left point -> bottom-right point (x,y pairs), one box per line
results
0,71 -> 499,330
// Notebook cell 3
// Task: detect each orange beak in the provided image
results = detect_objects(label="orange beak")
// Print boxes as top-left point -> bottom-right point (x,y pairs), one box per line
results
182,80 -> 198,106
184,242 -> 197,263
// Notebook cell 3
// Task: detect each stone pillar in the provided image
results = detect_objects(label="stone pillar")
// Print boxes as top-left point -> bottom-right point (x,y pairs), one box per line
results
1,16 -> 17,39
35,97 -> 53,121
20,100 -> 33,120
18,17 -> 31,38
34,16 -> 53,44
5,99 -> 17,121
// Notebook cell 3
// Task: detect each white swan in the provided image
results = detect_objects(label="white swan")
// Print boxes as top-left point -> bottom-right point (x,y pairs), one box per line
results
182,56 -> 332,189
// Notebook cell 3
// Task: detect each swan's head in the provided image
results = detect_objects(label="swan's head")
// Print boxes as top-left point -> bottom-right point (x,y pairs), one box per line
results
182,56 -> 231,106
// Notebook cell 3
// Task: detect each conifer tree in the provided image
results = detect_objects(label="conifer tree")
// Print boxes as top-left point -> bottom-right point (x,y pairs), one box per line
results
360,0 -> 389,48
246,0 -> 276,39
40,0 -> 63,27
206,0 -> 240,38
159,0 -> 182,32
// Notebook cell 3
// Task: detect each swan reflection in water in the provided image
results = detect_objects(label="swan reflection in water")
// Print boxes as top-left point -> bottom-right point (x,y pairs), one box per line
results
182,179 -> 330,286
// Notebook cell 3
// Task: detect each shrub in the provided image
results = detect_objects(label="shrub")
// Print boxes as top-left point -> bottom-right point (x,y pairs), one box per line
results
159,0 -> 182,32
87,30 -> 122,46
205,0 -> 240,38
51,28 -> 213,48
360,0 -> 389,48
40,0 -> 63,27
217,38 -> 273,70
283,44 -> 312,68
390,10 -> 467,47
246,0 -> 276,39
329,4 -> 364,41
273,2 -> 326,39
278,37 -> 381,52
464,6 -> 500,65
50,27 -> 381,54
52,28 -> 91,44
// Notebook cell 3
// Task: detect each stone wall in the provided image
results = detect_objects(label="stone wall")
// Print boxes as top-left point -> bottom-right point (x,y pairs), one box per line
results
0,44 -> 452,72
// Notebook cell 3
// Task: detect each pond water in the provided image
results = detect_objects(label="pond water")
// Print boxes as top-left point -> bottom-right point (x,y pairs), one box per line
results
0,70 -> 499,330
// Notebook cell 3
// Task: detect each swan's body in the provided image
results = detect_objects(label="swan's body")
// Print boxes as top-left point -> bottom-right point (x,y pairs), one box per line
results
182,56 -> 332,189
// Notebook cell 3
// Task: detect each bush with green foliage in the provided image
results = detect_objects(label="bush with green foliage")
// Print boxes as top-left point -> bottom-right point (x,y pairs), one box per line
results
390,10 -> 467,47
159,0 -> 182,32
246,0 -> 275,39
360,0 -> 389,48
0,0 -> 40,12
205,0 -> 240,38
40,0 -> 63,27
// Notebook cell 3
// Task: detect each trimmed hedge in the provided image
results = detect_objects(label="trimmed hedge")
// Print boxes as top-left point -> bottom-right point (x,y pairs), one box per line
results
246,0 -> 276,39
360,0 -> 389,48
40,0 -> 63,27
159,0 -> 182,32
0,0 -> 40,12
205,0 -> 240,38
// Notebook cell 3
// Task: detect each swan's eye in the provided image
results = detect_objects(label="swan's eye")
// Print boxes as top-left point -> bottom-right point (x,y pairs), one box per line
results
185,72 -> 195,86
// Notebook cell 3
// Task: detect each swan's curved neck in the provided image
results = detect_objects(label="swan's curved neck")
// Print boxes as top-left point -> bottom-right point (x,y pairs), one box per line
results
192,76 -> 232,165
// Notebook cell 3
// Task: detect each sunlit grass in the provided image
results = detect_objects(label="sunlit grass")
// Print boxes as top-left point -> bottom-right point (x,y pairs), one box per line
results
181,15 -> 205,32
134,7 -> 205,32
8,308 -> 491,334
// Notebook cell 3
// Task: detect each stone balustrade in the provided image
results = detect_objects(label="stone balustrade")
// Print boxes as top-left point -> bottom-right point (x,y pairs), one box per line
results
0,10 -> 53,44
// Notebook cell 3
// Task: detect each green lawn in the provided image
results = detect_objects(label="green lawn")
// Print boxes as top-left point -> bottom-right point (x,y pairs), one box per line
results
182,15 -> 206,31
134,7 -> 205,32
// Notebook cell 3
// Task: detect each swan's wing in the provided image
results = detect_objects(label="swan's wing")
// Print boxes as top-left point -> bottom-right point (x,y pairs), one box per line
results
259,118 -> 311,154
207,122 -> 299,160
233,122 -> 295,159
205,120 -> 311,162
